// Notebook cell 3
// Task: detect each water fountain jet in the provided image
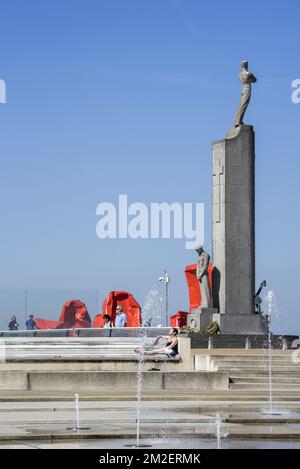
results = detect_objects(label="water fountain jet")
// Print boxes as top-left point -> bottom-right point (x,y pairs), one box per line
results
262,291 -> 283,417
67,393 -> 91,431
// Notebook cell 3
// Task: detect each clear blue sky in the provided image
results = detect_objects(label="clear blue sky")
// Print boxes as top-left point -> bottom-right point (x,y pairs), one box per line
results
0,0 -> 299,333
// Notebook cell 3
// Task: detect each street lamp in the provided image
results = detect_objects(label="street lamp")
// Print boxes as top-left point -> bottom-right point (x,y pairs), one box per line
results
159,270 -> 170,327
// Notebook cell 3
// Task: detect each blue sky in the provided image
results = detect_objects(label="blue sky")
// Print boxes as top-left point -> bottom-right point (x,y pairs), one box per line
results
0,0 -> 299,333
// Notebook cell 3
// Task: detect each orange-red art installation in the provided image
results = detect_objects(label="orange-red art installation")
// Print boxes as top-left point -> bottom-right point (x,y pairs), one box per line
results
35,300 -> 91,330
92,291 -> 141,328
185,263 -> 213,311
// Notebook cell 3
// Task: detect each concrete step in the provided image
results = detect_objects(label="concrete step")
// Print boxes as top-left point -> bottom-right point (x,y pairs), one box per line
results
215,363 -> 300,370
230,383 -> 300,390
216,366 -> 300,372
210,356 -> 296,362
1,388 -> 300,402
1,342 -> 144,347
194,352 -> 297,358
0,362 -> 173,371
190,333 -> 299,350
4,350 -> 146,354
3,355 -> 181,365
0,337 -> 185,363
221,368 -> 300,374
214,361 -> 298,368
0,371 -> 229,392
2,344 -> 144,349
215,357 -> 297,361
0,409 -> 216,425
231,376 -> 300,384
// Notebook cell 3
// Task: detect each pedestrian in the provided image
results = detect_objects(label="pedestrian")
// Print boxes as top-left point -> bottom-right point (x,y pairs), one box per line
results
8,315 -> 19,331
25,314 -> 36,331
115,305 -> 127,328
103,314 -> 113,328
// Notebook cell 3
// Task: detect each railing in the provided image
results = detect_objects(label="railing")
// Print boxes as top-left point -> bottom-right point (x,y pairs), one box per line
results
0,327 -> 172,339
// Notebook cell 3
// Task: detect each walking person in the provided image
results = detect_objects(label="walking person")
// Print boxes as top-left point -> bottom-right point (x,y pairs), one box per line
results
103,314 -> 113,328
102,314 -> 113,337
115,306 -> 127,328
8,315 -> 19,331
25,314 -> 36,331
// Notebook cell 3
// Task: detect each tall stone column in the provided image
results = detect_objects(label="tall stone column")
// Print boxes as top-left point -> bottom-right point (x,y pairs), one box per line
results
212,125 -> 266,334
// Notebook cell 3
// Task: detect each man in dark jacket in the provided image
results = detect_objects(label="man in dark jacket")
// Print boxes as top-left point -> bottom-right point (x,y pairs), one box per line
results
8,315 -> 19,331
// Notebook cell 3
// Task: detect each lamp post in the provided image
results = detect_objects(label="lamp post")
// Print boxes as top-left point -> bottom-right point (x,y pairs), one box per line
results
24,289 -> 28,327
159,270 -> 170,327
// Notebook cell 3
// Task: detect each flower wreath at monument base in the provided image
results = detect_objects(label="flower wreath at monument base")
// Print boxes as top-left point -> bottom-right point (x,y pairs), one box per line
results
180,320 -> 220,335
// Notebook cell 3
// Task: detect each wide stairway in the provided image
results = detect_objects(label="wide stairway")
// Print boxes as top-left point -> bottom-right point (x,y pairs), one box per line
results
196,350 -> 300,391
0,337 -> 155,361
1,343 -> 300,444
0,336 -> 230,392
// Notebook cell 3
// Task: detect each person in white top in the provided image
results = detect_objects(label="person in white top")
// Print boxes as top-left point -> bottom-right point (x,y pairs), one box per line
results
103,314 -> 113,328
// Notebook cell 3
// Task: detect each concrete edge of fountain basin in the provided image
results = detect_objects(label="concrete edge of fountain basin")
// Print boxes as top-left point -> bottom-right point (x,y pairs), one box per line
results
1,429 -> 300,443
1,394 -> 300,402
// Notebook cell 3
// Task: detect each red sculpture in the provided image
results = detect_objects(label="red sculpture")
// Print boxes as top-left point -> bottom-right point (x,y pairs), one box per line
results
35,300 -> 91,330
170,311 -> 189,328
185,263 -> 213,311
92,291 -> 141,328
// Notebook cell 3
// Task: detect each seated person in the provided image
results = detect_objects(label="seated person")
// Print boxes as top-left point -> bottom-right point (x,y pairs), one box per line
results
135,327 -> 179,358
115,305 -> 127,328
103,314 -> 113,328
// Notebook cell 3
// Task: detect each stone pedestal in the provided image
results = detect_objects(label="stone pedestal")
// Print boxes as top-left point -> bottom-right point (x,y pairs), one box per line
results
187,308 -> 219,330
219,313 -> 267,335
212,125 -> 266,334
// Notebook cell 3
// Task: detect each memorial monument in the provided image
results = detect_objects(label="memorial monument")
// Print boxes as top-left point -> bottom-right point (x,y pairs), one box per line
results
189,61 -> 266,334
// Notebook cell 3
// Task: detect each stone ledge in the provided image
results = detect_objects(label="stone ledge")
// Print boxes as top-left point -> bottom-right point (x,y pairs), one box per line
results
0,371 -> 229,391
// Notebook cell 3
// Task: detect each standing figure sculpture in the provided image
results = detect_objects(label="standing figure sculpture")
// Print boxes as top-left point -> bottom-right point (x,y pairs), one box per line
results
196,245 -> 212,308
234,61 -> 257,127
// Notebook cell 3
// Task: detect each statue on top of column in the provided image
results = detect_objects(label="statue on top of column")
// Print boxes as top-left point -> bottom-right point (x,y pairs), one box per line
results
233,61 -> 257,128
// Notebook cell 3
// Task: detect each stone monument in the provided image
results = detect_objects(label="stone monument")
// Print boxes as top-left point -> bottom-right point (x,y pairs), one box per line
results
210,61 -> 266,334
187,61 -> 266,334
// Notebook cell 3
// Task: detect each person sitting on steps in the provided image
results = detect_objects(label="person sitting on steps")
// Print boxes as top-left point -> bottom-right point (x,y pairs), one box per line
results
135,327 -> 179,358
